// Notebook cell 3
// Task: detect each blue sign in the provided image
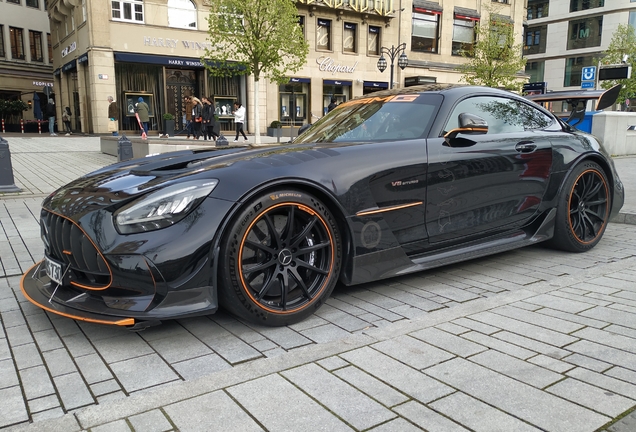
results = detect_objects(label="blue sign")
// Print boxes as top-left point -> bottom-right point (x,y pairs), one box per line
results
581,81 -> 595,89
582,66 -> 596,82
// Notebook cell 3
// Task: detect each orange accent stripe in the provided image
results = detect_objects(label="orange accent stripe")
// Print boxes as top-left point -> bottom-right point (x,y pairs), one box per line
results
20,262 -> 134,326
567,169 -> 609,245
62,250 -> 72,255
356,201 -> 423,217
238,202 -> 335,315
46,209 -> 113,291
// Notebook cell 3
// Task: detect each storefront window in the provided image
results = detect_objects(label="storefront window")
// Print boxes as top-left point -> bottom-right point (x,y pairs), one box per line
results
525,61 -> 545,83
564,55 -> 595,87
323,81 -> 351,116
0,26 -> 5,58
112,0 -> 144,23
26,0 -> 39,8
412,11 -> 440,53
343,23 -> 356,54
29,30 -> 43,62
9,27 -> 25,60
567,16 -> 602,50
368,26 -> 380,55
452,17 -> 476,56
168,0 -> 196,29
317,19 -> 331,51
279,80 -> 309,126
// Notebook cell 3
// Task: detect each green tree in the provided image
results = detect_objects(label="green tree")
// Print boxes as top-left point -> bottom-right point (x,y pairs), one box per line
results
0,100 -> 28,122
457,12 -> 526,92
599,24 -> 636,105
203,0 -> 309,145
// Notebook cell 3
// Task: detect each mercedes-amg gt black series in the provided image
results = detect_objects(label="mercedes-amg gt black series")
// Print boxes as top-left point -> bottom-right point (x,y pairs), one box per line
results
21,85 -> 624,329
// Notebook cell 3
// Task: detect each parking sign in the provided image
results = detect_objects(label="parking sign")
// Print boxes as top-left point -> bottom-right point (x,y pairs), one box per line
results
582,66 -> 596,82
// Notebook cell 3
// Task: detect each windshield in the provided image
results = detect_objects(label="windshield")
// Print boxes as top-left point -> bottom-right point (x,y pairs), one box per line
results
294,93 -> 443,143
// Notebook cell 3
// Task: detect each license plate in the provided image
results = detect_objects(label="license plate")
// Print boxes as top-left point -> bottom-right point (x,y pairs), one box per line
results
44,256 -> 64,285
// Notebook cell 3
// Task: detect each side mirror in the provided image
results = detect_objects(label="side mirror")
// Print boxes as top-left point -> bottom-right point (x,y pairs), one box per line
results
298,123 -> 312,135
444,113 -> 488,140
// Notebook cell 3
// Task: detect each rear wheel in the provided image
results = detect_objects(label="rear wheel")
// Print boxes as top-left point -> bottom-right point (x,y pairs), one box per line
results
219,189 -> 341,326
550,161 -> 610,252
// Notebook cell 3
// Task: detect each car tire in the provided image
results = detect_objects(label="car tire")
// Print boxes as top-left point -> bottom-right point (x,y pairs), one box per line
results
219,189 -> 342,326
550,161 -> 610,253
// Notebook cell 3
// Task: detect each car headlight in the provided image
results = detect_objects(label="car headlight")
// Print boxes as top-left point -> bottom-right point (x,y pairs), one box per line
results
114,180 -> 219,234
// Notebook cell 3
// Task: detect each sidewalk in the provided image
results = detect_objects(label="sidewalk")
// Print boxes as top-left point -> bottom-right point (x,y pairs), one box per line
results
0,135 -> 635,432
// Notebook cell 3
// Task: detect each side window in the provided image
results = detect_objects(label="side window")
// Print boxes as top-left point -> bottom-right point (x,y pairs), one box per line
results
444,96 -> 552,135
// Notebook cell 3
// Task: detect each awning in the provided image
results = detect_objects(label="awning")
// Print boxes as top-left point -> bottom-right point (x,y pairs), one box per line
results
62,59 -> 77,73
289,77 -> 311,83
78,53 -> 89,64
113,52 -> 245,70
363,81 -> 388,89
454,7 -> 480,20
413,0 -> 443,13
323,80 -> 352,86
492,13 -> 513,24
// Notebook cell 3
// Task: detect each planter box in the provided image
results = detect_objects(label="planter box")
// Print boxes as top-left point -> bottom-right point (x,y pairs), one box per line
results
163,119 -> 175,137
267,127 -> 282,137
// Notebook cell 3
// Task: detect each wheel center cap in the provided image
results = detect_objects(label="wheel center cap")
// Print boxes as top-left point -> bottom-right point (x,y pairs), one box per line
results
278,249 -> 293,266
579,201 -> 585,211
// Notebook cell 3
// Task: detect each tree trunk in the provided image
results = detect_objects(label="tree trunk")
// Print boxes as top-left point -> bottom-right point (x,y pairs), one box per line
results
254,79 -> 261,145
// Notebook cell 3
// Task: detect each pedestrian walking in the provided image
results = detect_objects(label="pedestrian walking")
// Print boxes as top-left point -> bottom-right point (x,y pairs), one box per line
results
232,101 -> 248,142
201,96 -> 219,141
327,97 -> 338,113
191,97 -> 203,140
62,107 -> 72,135
135,97 -> 150,136
46,98 -> 57,136
108,96 -> 119,136
184,96 -> 193,139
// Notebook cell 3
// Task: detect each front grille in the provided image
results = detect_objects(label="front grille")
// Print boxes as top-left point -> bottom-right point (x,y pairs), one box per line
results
41,210 -> 111,289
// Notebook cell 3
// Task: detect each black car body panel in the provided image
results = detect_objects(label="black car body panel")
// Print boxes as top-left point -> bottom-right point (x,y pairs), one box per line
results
21,85 -> 624,328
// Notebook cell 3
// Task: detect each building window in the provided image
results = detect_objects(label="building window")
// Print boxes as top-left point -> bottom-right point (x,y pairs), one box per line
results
570,0 -> 604,12
567,16 -> 602,50
82,0 -> 87,22
368,25 -> 380,55
452,17 -> 477,56
0,26 -> 5,58
298,15 -> 305,39
26,0 -> 39,8
492,0 -> 510,3
47,33 -> 52,63
524,25 -> 547,55
112,0 -> 144,23
630,11 -> 636,30
525,61 -> 545,82
412,11 -> 440,53
564,55 -> 595,87
9,27 -> 25,60
317,19 -> 331,51
168,0 -> 196,29
343,22 -> 357,54
29,30 -> 43,62
7,0 -> 20,4
527,0 -> 549,20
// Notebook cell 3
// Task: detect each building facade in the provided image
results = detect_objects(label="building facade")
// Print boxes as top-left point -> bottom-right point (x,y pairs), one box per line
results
46,0 -> 526,136
0,0 -> 53,127
524,0 -> 636,92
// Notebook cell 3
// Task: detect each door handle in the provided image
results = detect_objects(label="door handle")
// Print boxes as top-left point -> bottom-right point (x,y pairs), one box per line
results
515,141 -> 537,153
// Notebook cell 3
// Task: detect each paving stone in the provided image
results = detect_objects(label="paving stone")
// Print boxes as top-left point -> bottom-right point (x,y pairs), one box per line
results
326,296 -> 368,316
334,366 -> 409,408
128,409 -> 173,432
262,348 -> 286,358
78,322 -> 126,341
430,392 -> 541,432
547,378 -> 635,417
604,324 -> 636,339
43,348 -> 77,377
249,339 -> 277,352
564,353 -> 612,372
146,332 -> 213,364
393,400 -> 470,432
528,354 -> 574,373
212,314 -> 267,344
27,394 -> 60,414
607,409 -> 636,432
1,309 -> 26,327
54,372 -> 94,410
435,322 -> 469,335
581,307 -> 636,330
49,317 -> 82,337
567,340 -> 636,371
171,353 -> 231,381
511,301 -> 542,311
369,286 -> 446,311
587,276 -> 636,292
0,358 -> 18,390
227,375 -> 350,432
97,391 -> 127,404
287,314 -> 329,332
494,331 -> 570,359
470,350 -> 563,388
317,356 -> 349,371
137,321 -> 188,343
12,343 -> 44,372
567,367 -> 636,399
92,333 -> 154,363
367,418 -> 422,432
5,325 -> 34,347
250,325 -> 312,351
90,379 -> 121,397
451,317 -> 499,335
572,327 -> 636,354
461,331 -> 535,360
23,312 -> 53,333
425,357 -> 610,432
61,332 -> 95,357
182,319 -> 263,364
372,334 -> 455,369
20,365 -> 55,400
110,354 -> 179,393
552,290 -> 613,307
605,366 -> 636,384
537,308 -> 609,329
300,323 -> 351,344
409,327 -> 487,358
75,353 -> 113,385
525,293 -> 604,313
32,328 -> 64,352
340,347 -> 453,404
282,363 -> 396,430
91,419 -> 132,432
334,293 -> 404,322
314,304 -> 370,331
492,305 -> 584,334
31,407 -> 64,422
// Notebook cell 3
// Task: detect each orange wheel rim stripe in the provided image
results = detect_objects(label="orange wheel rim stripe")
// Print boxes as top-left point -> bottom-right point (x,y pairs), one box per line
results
238,202 -> 334,315
567,168 -> 609,245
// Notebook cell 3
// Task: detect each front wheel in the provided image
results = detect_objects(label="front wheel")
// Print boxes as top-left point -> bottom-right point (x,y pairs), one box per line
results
219,189 -> 342,326
550,161 -> 610,252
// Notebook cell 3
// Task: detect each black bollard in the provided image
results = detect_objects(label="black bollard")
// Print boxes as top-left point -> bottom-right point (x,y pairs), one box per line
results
0,137 -> 22,193
117,134 -> 133,162
216,134 -> 228,147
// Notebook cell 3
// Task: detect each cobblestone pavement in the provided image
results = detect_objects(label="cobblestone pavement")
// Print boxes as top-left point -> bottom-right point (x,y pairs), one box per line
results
1,136 -> 635,431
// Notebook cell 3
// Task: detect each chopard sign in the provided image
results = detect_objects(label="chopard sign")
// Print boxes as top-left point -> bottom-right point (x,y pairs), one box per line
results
316,56 -> 358,75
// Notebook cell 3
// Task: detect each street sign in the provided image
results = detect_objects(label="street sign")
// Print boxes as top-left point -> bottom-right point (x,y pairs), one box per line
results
43,86 -> 52,98
582,66 -> 596,82
599,64 -> 632,81
581,81 -> 595,89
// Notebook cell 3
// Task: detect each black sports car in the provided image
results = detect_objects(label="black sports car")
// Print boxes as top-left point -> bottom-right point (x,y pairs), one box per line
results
21,84 -> 624,329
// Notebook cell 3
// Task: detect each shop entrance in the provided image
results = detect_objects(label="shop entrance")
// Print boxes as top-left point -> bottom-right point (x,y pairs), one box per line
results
166,69 -> 197,131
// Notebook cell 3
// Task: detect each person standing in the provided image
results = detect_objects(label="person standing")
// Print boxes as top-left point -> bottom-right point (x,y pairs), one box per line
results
46,98 -> 57,136
327,97 -> 338,113
201,96 -> 218,141
108,96 -> 119,136
135,97 -> 150,136
232,101 -> 248,142
191,97 -> 203,140
62,107 -> 72,136
184,96 -> 193,139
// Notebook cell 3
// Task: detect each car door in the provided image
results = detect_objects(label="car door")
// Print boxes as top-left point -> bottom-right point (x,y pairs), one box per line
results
426,95 -> 553,244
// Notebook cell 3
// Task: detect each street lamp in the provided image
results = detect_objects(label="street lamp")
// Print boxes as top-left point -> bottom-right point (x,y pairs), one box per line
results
377,43 -> 408,89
